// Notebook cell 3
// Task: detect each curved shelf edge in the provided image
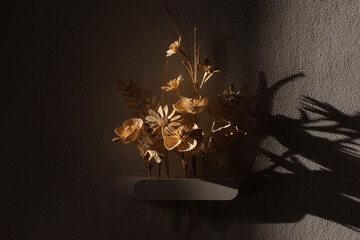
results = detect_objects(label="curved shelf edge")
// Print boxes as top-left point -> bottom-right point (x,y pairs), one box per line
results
117,177 -> 239,201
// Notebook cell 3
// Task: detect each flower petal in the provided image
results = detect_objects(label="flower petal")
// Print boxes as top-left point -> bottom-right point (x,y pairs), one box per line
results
166,49 -> 176,57
149,109 -> 159,118
163,105 -> 169,117
170,115 -> 181,121
177,138 -> 197,152
152,125 -> 161,134
145,116 -> 157,123
168,109 -> 175,119
199,97 -> 209,107
169,122 -> 181,127
158,105 -> 164,117
181,119 -> 198,130
112,137 -> 122,142
173,98 -> 190,113
162,126 -> 174,138
114,125 -> 124,137
164,136 -> 182,150
125,128 -> 140,143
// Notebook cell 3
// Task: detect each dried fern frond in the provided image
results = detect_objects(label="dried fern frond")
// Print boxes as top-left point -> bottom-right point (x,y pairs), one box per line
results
193,27 -> 199,88
117,79 -> 159,117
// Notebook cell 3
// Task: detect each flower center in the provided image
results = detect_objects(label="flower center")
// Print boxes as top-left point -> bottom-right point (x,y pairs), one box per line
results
178,129 -> 185,137
158,117 -> 169,127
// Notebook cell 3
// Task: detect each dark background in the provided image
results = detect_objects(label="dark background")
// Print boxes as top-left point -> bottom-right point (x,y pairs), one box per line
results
2,0 -> 360,239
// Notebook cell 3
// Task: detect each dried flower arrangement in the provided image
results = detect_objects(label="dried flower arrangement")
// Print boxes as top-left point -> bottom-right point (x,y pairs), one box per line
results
113,10 -> 248,178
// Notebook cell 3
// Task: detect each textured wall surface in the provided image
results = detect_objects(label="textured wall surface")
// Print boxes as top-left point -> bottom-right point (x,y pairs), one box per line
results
3,0 -> 360,239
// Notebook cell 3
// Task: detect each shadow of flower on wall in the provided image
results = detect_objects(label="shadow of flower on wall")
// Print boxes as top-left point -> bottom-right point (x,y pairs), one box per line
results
211,71 -> 360,231
146,71 -> 360,234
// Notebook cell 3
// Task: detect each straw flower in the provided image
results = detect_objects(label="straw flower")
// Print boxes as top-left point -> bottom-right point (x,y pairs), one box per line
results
162,120 -> 199,152
166,36 -> 182,57
161,75 -> 183,92
144,150 -> 164,163
161,75 -> 183,97
199,59 -> 220,74
173,97 -> 209,114
199,59 -> 220,88
145,105 -> 181,133
112,118 -> 144,144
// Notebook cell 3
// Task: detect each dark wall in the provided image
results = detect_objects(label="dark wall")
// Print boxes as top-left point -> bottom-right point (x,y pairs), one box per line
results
3,1 -> 360,239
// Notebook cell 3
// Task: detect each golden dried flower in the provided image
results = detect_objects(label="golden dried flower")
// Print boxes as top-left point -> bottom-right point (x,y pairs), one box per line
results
144,150 -> 164,163
199,59 -> 220,74
199,59 -> 220,88
173,97 -> 209,114
161,75 -> 183,92
113,118 -> 144,144
145,105 -> 181,133
166,36 -> 181,57
163,120 -> 199,152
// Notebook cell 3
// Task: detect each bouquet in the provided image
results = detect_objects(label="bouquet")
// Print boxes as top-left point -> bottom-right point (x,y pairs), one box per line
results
113,10 -> 248,178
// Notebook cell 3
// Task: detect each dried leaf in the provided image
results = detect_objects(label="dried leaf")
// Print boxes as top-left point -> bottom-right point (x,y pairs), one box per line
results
118,86 -> 127,91
217,95 -> 224,105
136,89 -> 142,99
117,79 -> 125,86
207,107 -> 216,119
128,105 -> 140,110
230,85 -> 235,94
124,98 -> 135,103
132,111 -> 141,117
121,92 -> 132,97
223,90 -> 230,99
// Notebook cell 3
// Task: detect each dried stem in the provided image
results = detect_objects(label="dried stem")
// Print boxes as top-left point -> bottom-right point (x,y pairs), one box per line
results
181,152 -> 187,178
182,60 -> 193,80
158,162 -> 162,179
200,72 -> 214,89
166,8 -> 181,39
211,120 -> 231,133
148,165 -> 152,178
162,59 -> 168,105
179,50 -> 194,76
191,155 -> 197,177
175,89 -> 183,98
164,151 -> 169,178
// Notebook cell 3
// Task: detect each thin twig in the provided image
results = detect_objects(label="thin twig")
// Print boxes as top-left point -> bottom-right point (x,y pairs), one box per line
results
191,155 -> 197,177
148,165 -> 152,178
166,8 -> 181,39
158,162 -> 162,179
181,152 -> 187,178
164,151 -> 169,178
162,59 -> 168,104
